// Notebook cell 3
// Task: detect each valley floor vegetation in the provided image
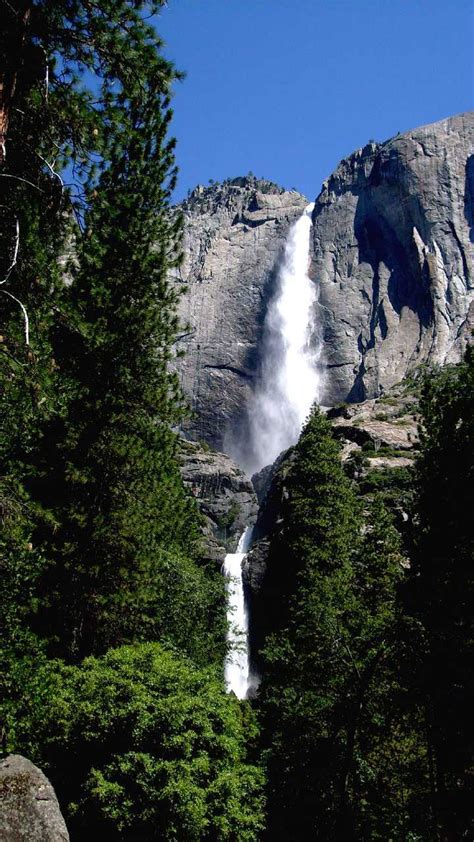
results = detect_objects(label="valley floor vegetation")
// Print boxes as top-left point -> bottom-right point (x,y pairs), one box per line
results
1,2 -> 472,839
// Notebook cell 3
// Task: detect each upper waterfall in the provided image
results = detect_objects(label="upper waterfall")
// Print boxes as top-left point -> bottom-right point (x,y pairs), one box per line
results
232,202 -> 321,475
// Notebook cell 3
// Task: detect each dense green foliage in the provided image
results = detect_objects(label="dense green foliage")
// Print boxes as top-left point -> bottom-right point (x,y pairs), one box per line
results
408,349 -> 474,838
259,410 -> 413,839
0,0 -> 225,665
257,373 -> 473,840
11,643 -> 265,840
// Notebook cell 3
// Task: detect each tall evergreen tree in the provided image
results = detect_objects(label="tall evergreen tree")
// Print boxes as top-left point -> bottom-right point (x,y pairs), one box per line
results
1,0 -> 225,667
27,60 -> 212,660
259,409 -> 361,838
409,350 -> 474,839
0,6 -> 261,835
259,409 -> 414,839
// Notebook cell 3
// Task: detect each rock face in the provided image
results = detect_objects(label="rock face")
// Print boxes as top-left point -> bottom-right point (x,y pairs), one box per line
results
173,115 -> 473,447
172,177 -> 308,450
328,386 -> 419,456
178,438 -> 258,563
0,755 -> 69,842
312,112 -> 474,404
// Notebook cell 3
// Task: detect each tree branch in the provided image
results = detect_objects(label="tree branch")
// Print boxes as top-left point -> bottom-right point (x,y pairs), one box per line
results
1,216 -> 19,285
1,289 -> 29,344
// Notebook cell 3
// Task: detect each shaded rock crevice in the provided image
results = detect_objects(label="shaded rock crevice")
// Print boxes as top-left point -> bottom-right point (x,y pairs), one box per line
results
178,438 -> 258,564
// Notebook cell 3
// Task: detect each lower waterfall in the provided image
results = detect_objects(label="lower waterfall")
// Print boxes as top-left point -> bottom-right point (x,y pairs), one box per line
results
223,527 -> 253,699
224,203 -> 321,699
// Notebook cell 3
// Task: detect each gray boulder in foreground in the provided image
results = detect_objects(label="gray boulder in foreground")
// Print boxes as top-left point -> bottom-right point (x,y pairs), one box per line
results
0,755 -> 69,842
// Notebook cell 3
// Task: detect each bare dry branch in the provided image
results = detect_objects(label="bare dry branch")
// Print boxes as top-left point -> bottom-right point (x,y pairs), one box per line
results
0,173 -> 44,192
0,216 -> 19,285
1,288 -> 29,344
35,151 -> 64,191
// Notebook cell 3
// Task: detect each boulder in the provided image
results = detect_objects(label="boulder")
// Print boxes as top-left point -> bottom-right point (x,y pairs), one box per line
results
0,755 -> 69,842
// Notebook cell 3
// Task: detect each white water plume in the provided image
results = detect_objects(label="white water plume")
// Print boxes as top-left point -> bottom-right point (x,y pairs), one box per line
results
238,202 -> 321,475
222,203 -> 321,699
223,527 -> 253,699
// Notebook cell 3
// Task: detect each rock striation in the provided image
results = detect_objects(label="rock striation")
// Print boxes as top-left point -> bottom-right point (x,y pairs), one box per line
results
172,177 -> 308,450
178,438 -> 258,564
312,112 -> 474,404
0,755 -> 69,841
328,385 -> 419,459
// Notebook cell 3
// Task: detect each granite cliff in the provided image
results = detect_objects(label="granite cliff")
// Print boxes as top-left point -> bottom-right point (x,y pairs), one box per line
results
312,111 -> 474,403
178,438 -> 258,564
173,114 -> 473,451
172,177 -> 308,450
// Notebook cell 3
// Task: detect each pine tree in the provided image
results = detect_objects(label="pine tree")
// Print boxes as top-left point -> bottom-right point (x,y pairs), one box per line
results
1,1 -> 225,665
0,7 -> 259,834
259,409 -> 362,838
409,350 -> 474,838
259,409 -> 412,839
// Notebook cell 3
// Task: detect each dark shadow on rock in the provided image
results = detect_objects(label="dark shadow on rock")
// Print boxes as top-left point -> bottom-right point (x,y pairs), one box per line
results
340,163 -> 435,400
465,154 -> 474,245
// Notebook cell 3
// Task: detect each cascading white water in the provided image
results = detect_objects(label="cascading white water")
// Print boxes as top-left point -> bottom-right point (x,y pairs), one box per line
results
234,202 -> 321,476
223,203 -> 320,699
223,527 -> 253,699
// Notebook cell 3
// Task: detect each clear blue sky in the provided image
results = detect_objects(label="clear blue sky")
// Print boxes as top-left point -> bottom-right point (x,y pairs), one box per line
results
157,0 -> 474,203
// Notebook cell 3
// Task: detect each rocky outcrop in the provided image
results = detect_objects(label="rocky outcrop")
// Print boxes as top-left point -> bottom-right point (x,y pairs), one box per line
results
0,755 -> 69,841
172,177 -> 308,450
328,385 -> 419,456
178,438 -> 258,563
312,112 -> 474,404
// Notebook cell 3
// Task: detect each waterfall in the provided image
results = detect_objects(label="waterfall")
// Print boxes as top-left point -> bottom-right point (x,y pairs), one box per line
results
223,203 -> 320,699
223,527 -> 253,699
232,202 -> 321,476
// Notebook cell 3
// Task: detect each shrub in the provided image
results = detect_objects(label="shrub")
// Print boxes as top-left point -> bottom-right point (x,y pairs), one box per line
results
12,643 -> 265,841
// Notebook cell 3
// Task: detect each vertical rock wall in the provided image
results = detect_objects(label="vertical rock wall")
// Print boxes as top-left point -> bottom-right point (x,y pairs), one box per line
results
311,111 -> 474,403
172,177 -> 308,450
